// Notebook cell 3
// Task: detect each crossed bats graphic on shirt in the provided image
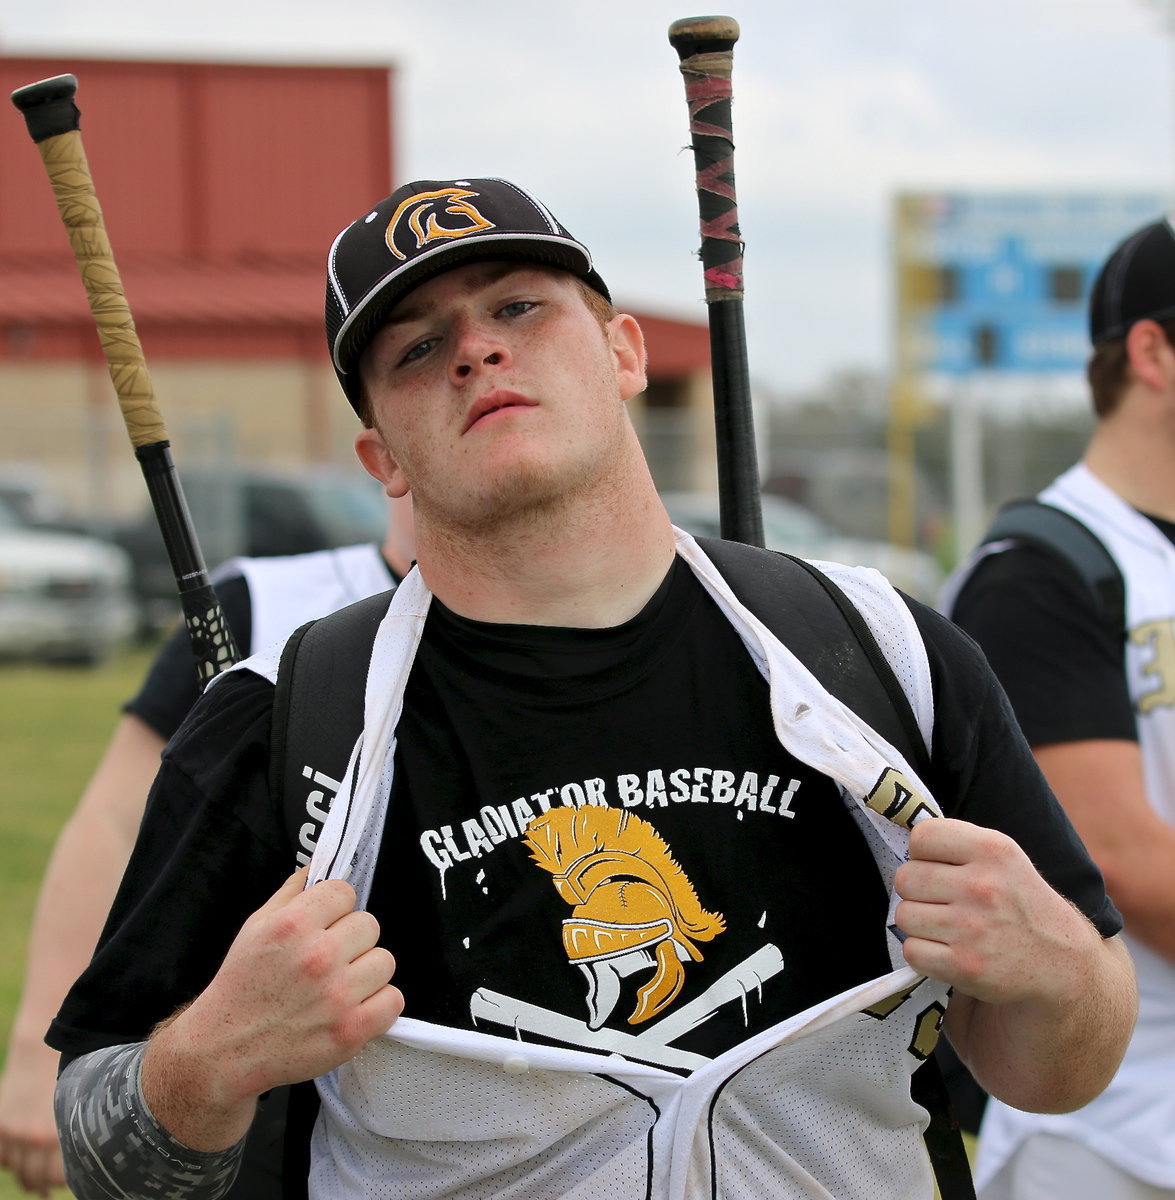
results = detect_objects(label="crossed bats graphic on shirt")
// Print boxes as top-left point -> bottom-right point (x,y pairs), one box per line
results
468,808 -> 787,1071
471,942 -> 786,1072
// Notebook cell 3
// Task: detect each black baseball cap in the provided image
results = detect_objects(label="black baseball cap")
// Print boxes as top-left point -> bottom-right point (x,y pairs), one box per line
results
1089,217 -> 1175,345
325,177 -> 611,411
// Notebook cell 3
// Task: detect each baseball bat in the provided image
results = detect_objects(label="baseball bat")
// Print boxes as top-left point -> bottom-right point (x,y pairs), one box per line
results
11,73 -> 239,685
668,16 -> 764,548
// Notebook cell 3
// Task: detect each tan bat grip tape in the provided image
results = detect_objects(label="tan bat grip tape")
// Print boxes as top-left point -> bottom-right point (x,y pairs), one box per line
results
677,50 -> 734,82
37,129 -> 167,448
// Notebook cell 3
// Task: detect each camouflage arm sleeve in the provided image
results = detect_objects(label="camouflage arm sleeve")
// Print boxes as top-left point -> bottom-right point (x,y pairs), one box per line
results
55,1042 -> 246,1200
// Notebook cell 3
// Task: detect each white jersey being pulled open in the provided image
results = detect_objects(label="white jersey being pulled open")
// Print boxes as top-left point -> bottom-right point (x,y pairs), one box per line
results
247,532 -> 949,1199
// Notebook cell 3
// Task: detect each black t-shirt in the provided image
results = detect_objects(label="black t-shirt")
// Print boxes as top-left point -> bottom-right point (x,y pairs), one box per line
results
950,513 -> 1175,747
372,559 -> 890,1059
50,559 -> 1120,1067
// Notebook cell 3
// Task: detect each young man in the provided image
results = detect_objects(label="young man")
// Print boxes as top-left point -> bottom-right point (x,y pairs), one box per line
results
947,218 -> 1175,1200
0,496 -> 413,1198
50,178 -> 1135,1200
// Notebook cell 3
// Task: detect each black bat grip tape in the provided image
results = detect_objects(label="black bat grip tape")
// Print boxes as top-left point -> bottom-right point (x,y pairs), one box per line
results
11,74 -> 81,141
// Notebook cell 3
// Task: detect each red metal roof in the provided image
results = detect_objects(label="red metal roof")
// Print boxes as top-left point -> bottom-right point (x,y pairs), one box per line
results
0,55 -> 709,378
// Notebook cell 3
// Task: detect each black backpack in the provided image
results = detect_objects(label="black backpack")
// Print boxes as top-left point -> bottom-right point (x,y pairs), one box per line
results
977,499 -> 1124,630
269,537 -> 974,1200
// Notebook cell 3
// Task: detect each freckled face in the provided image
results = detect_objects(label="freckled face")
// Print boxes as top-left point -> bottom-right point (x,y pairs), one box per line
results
355,263 -> 643,531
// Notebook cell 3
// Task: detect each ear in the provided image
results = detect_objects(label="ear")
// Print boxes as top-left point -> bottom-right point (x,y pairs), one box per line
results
607,312 -> 648,403
355,426 -> 410,498
1125,319 -> 1175,392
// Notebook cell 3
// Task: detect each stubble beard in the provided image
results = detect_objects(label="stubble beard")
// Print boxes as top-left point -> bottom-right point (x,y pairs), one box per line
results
440,450 -> 606,538
422,415 -> 634,542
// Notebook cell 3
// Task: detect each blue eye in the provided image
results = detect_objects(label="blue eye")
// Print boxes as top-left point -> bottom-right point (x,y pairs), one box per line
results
499,300 -> 537,318
400,337 -> 439,366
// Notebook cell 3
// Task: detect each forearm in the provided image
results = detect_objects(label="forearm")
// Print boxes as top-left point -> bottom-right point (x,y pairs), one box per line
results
1,717 -> 163,1193
138,1012 -> 260,1155
947,932 -> 1136,1113
1091,837 -> 1175,963
11,715 -> 166,1053
1033,740 -> 1175,962
55,1044 -> 244,1200
52,859 -> 400,1190
9,813 -> 135,1055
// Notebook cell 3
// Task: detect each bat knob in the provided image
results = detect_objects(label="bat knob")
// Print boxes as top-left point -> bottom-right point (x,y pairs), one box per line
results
668,15 -> 740,57
11,74 -> 81,142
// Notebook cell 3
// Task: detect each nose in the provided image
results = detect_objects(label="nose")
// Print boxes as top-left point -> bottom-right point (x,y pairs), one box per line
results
449,319 -> 509,382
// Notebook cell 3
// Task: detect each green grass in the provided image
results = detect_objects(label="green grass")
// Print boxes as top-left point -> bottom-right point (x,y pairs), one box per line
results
0,642 -> 159,1200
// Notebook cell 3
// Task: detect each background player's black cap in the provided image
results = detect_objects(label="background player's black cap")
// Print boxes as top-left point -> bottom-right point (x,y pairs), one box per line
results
326,177 -> 611,412
1089,217 -> 1175,345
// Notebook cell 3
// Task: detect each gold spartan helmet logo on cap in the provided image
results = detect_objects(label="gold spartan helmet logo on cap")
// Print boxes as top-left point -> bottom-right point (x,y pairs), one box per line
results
385,187 -> 496,260
524,808 -> 725,1030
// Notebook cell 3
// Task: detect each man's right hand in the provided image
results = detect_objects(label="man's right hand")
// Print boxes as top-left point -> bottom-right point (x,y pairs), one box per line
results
142,868 -> 402,1152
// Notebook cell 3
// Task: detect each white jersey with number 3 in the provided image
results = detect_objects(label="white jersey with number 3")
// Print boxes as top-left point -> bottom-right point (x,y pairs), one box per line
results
975,464 -> 1175,1192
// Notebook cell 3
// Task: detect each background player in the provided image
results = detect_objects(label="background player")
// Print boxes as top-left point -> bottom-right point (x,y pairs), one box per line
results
946,217 -> 1175,1199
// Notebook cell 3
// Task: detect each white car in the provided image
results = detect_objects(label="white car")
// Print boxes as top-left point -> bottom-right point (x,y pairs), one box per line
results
661,492 -> 944,603
0,500 -> 137,665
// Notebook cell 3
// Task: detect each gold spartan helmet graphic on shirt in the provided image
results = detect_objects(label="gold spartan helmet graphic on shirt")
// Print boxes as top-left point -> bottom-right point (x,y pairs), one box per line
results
384,187 -> 496,261
524,808 -> 725,1029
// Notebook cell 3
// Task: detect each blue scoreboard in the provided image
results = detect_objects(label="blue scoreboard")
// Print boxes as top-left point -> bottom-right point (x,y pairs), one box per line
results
895,192 -> 1166,377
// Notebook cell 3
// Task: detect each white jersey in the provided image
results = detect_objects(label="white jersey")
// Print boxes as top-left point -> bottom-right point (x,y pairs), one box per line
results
213,541 -> 394,655
959,464 -> 1175,1190
243,531 -> 951,1199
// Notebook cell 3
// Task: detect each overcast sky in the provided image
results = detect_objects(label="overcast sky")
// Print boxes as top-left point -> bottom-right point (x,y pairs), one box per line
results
3,0 -> 1173,395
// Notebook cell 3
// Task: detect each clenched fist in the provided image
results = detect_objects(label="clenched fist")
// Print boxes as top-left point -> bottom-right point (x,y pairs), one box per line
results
142,868 -> 402,1152
895,818 -> 1098,1007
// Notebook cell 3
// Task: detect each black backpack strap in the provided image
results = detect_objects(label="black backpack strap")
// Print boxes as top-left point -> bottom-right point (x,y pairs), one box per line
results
695,537 -> 930,775
270,589 -> 393,866
983,499 -> 1125,631
263,589 -> 394,1200
278,1078 -> 320,1200
268,617 -> 316,826
695,536 -> 973,1200
910,1051 -> 977,1200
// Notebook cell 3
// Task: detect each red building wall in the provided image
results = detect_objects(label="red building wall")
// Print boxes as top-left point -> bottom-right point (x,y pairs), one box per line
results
0,56 -> 394,261
0,55 -> 709,378
0,55 -> 713,501
0,56 -> 394,366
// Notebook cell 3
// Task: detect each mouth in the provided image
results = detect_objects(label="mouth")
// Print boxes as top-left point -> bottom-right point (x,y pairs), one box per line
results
463,391 -> 536,434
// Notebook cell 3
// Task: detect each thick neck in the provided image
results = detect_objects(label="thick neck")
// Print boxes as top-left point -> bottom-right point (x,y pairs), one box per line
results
413,466 -> 676,630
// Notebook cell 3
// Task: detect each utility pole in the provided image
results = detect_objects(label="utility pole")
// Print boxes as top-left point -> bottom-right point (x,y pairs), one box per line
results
1140,0 -> 1175,196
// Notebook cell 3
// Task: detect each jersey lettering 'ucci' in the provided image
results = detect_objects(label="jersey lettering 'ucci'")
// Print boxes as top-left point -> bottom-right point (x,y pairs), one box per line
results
294,764 -> 341,868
